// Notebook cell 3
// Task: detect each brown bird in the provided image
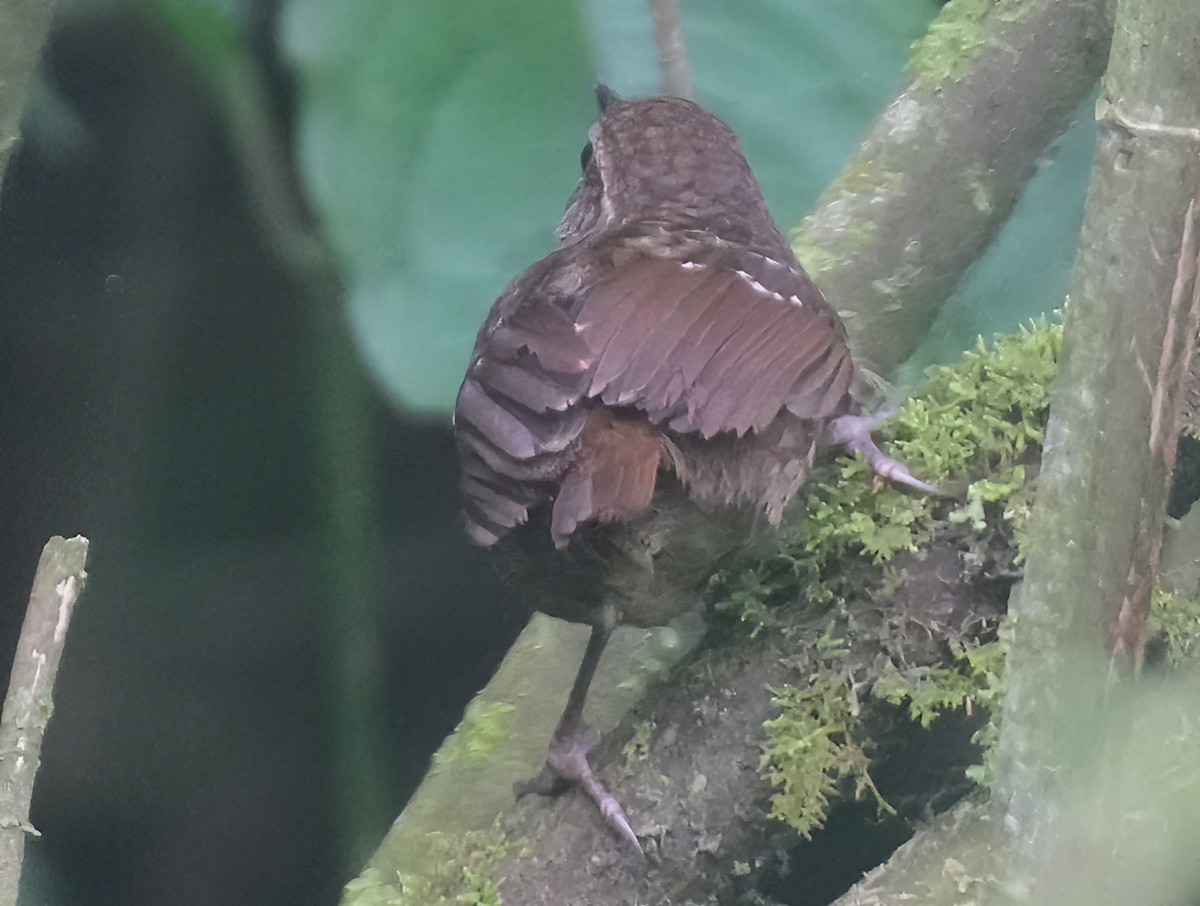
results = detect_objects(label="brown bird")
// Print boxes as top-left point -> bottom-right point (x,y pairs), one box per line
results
453,88 -> 930,850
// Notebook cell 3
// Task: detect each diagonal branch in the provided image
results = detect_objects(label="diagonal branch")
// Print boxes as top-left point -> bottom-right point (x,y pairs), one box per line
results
795,0 -> 1114,380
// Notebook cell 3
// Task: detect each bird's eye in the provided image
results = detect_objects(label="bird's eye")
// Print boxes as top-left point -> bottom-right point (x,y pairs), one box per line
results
579,141 -> 594,171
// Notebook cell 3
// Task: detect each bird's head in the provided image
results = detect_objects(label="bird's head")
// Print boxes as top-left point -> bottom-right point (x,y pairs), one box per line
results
556,88 -> 786,255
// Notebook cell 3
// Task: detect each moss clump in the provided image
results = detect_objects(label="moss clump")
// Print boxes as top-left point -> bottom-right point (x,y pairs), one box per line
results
760,672 -> 893,837
343,829 -> 518,906
432,700 -> 517,769
714,320 -> 1061,632
873,638 -> 1007,786
907,0 -> 997,86
789,235 -> 840,279
874,641 -> 1005,729
620,718 -> 657,762
1150,584 -> 1200,668
736,321 -> 1062,829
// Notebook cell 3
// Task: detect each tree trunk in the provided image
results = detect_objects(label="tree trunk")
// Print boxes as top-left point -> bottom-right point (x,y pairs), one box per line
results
994,0 -> 1200,887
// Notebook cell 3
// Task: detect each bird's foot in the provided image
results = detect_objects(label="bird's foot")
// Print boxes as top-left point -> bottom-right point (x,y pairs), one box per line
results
516,719 -> 643,853
825,411 -> 939,494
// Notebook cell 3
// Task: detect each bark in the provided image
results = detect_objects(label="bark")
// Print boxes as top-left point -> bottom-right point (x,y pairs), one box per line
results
795,0 -> 1113,380
828,796 -> 1004,906
0,536 -> 89,906
993,0 -> 1200,891
0,0 -> 59,199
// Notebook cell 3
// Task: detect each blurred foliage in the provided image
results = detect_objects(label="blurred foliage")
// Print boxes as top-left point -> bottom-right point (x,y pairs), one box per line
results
127,0 -> 242,85
281,0 -> 598,414
131,0 -> 1094,416
279,0 -> 943,412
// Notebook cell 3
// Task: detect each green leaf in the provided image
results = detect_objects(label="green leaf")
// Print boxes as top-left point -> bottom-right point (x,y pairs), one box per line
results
282,0 -> 936,413
282,0 -> 596,413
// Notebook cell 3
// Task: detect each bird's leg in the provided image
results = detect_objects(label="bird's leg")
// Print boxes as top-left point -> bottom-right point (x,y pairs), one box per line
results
825,410 -> 939,494
516,606 -> 642,852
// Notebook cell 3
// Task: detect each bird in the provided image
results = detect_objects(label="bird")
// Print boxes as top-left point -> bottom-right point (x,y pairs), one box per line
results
452,87 -> 931,851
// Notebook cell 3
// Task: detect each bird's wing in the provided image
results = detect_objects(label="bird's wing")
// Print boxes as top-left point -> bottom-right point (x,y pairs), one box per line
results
573,243 -> 855,438
454,242 -> 855,546
454,257 -> 594,545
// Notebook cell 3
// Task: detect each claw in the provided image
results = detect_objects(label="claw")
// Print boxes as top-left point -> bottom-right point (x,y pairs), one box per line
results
825,412 -> 940,495
589,780 -> 643,853
523,717 -> 644,854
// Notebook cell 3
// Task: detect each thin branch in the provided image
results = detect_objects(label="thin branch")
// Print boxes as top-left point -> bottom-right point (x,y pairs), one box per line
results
648,0 -> 692,100
0,536 -> 89,906
795,0 -> 1113,380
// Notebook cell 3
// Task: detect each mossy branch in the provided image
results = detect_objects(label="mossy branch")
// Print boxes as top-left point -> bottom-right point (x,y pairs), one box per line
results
794,0 -> 1113,379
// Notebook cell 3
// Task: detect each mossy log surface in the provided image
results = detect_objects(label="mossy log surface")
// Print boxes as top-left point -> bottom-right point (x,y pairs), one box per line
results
350,527 -> 1011,906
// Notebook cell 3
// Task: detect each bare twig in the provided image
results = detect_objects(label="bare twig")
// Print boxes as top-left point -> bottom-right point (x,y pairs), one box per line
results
0,536 -> 89,906
648,0 -> 692,99
1113,198 -> 1200,664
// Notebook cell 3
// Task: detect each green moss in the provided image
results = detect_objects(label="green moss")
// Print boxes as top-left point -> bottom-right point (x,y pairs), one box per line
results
432,700 -> 517,769
723,321 -> 1063,815
873,639 -> 1008,786
948,466 -> 1026,533
714,320 -> 1061,633
790,235 -> 840,279
621,718 -> 656,761
829,159 -> 886,196
760,672 -> 893,837
343,830 -> 519,906
1150,584 -> 1200,668
787,218 -> 883,278
907,0 -> 997,86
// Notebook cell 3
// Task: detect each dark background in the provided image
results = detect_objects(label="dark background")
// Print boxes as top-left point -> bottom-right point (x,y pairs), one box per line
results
0,9 -> 524,904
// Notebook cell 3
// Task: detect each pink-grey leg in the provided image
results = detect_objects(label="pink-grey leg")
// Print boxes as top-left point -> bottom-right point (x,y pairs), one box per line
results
825,411 -> 939,494
516,607 -> 643,853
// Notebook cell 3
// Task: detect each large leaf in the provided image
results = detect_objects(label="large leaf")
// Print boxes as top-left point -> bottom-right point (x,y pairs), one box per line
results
283,0 -> 1088,413
282,0 -> 596,414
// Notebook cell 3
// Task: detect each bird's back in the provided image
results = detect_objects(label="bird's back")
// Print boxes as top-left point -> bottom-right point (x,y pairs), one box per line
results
452,96 -> 858,627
